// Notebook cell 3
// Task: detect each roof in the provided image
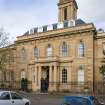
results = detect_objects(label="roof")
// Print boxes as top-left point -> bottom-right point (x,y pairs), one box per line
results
75,19 -> 86,26
23,19 -> 86,36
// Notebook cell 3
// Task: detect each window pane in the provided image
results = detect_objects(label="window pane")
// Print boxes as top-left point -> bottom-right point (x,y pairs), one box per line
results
21,48 -> 27,62
78,42 -> 84,57
34,48 -> 38,58
78,70 -> 84,83
11,93 -> 22,99
61,42 -> 68,57
47,44 -> 52,57
62,69 -> 67,83
0,92 -> 10,100
21,71 -> 26,79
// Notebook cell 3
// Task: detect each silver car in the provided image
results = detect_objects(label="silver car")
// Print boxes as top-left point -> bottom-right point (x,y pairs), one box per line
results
0,91 -> 31,105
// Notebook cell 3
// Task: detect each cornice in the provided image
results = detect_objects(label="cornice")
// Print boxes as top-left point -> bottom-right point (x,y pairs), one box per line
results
16,23 -> 96,44
58,0 -> 78,9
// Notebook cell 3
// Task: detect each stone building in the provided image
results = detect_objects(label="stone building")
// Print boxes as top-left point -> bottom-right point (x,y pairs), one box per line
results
0,0 -> 105,93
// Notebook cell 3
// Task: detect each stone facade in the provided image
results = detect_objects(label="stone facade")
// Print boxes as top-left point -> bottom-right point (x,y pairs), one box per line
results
15,23 -> 95,92
0,0 -> 104,92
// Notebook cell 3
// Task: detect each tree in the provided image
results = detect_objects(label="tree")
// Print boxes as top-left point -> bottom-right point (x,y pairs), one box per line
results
0,28 -> 10,48
0,28 -> 11,84
99,55 -> 105,84
100,65 -> 105,76
0,52 -> 8,70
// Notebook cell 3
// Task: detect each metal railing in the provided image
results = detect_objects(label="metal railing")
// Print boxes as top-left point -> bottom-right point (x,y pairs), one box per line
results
48,82 -> 105,96
0,81 -> 104,96
0,81 -> 32,91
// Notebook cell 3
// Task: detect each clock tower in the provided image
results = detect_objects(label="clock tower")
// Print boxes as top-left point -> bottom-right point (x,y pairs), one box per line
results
58,0 -> 78,22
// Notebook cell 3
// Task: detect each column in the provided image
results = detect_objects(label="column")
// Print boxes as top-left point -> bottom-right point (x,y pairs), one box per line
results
35,66 -> 41,92
32,65 -> 36,91
36,66 -> 39,87
53,65 -> 58,91
48,66 -> 53,91
38,66 -> 41,92
68,66 -> 71,90
27,66 -> 32,91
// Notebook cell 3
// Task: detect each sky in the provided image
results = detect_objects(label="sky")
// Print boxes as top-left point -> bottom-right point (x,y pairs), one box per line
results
0,0 -> 105,41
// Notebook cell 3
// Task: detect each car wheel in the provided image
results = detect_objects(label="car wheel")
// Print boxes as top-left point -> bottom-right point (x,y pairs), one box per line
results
25,102 -> 29,105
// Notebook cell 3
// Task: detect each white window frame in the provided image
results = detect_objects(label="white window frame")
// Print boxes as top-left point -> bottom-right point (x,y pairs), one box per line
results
61,42 -> 68,57
34,47 -> 39,58
46,44 -> 53,57
78,42 -> 84,57
62,68 -> 67,83
21,48 -> 27,62
78,67 -> 84,84
21,71 -> 26,79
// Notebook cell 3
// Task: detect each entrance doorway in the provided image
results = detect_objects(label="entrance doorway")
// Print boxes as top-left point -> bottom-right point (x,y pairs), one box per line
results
41,66 -> 49,93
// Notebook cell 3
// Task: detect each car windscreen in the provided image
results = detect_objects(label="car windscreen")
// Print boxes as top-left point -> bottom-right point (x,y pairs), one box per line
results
63,97 -> 91,105
11,92 -> 22,100
0,92 -> 10,100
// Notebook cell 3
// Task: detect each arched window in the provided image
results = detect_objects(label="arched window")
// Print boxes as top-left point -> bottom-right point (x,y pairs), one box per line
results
61,42 -> 68,57
78,41 -> 84,57
46,44 -> 52,57
21,71 -> 26,79
78,66 -> 84,84
62,68 -> 67,83
21,48 -> 27,62
33,47 -> 39,58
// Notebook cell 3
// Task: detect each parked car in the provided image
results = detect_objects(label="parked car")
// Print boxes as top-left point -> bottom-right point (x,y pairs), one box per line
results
0,91 -> 31,105
61,96 -> 104,105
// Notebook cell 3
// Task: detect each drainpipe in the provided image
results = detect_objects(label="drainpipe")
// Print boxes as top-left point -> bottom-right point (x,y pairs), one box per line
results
93,30 -> 96,95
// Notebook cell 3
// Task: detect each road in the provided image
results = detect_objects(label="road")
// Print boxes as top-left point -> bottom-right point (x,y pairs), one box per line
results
18,91 -> 105,105
19,92 -> 63,105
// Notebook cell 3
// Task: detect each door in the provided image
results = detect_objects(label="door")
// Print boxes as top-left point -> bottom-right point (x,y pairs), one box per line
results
41,68 -> 49,93
41,78 -> 49,92
0,92 -> 12,105
11,92 -> 24,105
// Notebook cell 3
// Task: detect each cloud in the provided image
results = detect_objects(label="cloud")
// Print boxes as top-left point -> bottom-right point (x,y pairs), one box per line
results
0,0 -> 57,40
77,0 -> 105,29
0,0 -> 105,41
